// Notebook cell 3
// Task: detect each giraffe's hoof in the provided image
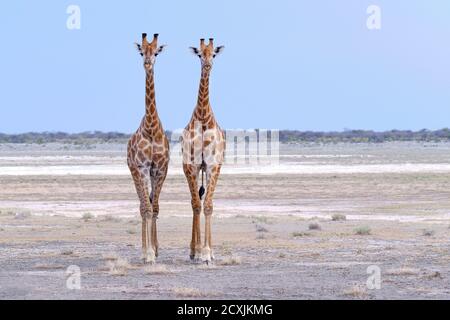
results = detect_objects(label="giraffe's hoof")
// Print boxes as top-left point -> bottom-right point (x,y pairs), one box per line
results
190,255 -> 202,264
142,258 -> 155,265
141,253 -> 155,265
201,247 -> 212,264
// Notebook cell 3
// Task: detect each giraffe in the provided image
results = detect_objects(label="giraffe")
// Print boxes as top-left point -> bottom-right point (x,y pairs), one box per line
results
181,38 -> 226,264
127,33 -> 169,264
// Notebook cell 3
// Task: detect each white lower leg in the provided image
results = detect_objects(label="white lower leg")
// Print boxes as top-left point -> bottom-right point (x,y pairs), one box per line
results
142,218 -> 155,264
202,214 -> 212,263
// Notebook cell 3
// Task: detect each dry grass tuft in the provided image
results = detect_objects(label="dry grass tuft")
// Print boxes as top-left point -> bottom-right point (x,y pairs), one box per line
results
426,271 -> 443,279
386,267 -> 420,276
218,256 -> 242,266
308,222 -> 321,230
102,252 -> 119,261
422,229 -> 435,237
331,213 -> 347,221
144,264 -> 172,275
60,250 -> 74,256
292,231 -> 310,237
251,216 -> 270,224
34,264 -> 66,270
255,224 -> 268,233
102,215 -> 121,223
173,287 -> 204,298
343,285 -> 367,298
82,212 -> 94,222
354,226 -> 371,235
106,257 -> 132,276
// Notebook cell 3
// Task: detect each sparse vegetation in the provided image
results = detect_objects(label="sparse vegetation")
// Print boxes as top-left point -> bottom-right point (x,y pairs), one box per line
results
218,256 -> 242,266
292,231 -> 310,237
144,264 -> 172,275
343,285 -> 367,298
386,267 -> 420,276
331,214 -> 347,221
126,229 -> 137,235
255,224 -> 268,233
102,252 -> 119,261
60,250 -> 74,256
308,222 -> 321,230
102,215 -> 121,223
82,212 -> 94,222
33,264 -> 65,270
106,257 -> 132,276
173,287 -> 204,298
0,209 -> 15,216
422,229 -> 435,237
252,216 -> 270,224
354,226 -> 371,235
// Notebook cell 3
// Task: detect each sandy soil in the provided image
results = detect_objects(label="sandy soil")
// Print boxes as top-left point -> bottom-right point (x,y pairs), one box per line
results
0,142 -> 449,299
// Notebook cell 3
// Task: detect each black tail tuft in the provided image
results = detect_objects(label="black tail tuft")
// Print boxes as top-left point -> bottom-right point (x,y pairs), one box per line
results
199,186 -> 205,200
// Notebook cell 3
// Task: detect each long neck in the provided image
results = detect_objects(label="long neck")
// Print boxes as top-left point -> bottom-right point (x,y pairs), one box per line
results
143,69 -> 161,133
194,68 -> 213,120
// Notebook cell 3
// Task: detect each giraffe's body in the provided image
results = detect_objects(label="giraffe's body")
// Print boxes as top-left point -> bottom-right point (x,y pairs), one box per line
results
127,33 -> 169,264
181,38 -> 225,263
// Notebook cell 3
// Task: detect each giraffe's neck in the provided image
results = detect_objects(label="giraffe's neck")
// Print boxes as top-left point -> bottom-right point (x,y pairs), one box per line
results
143,70 -> 161,135
193,68 -> 213,121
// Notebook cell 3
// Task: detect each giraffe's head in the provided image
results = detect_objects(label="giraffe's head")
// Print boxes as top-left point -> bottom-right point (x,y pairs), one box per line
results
189,38 -> 224,73
135,33 -> 165,73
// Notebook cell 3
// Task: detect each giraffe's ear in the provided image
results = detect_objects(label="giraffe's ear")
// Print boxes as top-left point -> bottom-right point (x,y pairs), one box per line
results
213,46 -> 225,58
155,45 -> 166,56
189,47 -> 201,57
135,42 -> 143,56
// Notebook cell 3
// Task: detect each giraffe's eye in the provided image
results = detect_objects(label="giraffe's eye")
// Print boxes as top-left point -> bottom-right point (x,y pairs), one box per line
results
155,53 -> 158,57
197,55 -> 201,58
213,54 -> 216,58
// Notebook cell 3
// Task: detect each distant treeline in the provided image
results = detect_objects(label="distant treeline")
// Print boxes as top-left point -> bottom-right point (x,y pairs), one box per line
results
0,129 -> 450,144
279,128 -> 450,143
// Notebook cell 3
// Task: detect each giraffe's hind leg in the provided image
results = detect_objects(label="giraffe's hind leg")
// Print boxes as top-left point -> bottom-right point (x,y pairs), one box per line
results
150,165 -> 168,258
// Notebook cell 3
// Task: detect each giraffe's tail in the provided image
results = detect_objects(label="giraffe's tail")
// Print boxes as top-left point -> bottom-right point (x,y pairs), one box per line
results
199,185 -> 205,200
199,166 -> 205,200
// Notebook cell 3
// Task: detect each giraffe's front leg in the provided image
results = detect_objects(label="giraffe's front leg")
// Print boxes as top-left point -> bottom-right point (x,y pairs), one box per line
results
150,169 -> 167,258
140,176 -> 155,264
184,164 -> 202,262
201,166 -> 221,264
130,169 -> 154,264
190,200 -> 202,261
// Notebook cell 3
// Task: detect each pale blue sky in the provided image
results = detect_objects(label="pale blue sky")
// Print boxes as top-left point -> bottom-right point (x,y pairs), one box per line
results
1,1 -> 449,133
